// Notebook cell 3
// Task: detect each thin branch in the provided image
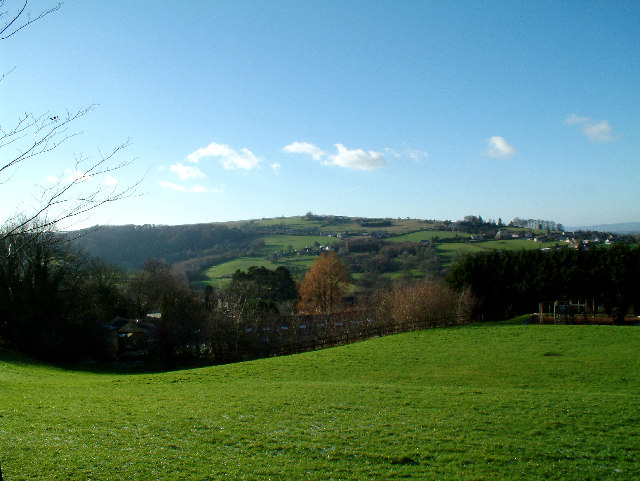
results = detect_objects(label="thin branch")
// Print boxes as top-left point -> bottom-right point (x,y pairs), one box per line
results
2,141 -> 142,242
1,1 -> 144,255
0,1 -> 63,40
0,106 -> 93,175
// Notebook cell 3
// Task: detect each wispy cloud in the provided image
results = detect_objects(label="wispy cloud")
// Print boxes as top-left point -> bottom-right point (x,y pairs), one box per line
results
270,162 -> 281,172
282,141 -> 326,161
487,136 -> 516,158
384,148 -> 428,161
565,114 -> 614,142
404,148 -> 428,161
282,141 -> 387,171
169,162 -> 205,180
329,144 -> 386,170
47,169 -> 93,184
384,148 -> 401,158
159,181 -> 210,193
583,121 -> 613,142
104,175 -> 119,186
187,142 -> 261,170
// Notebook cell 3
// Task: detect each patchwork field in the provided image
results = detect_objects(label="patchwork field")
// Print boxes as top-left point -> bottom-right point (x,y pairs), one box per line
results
1,323 -> 638,480
196,217 -> 566,286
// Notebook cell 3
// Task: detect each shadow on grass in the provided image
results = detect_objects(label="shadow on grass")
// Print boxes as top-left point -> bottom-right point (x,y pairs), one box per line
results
0,344 -> 203,375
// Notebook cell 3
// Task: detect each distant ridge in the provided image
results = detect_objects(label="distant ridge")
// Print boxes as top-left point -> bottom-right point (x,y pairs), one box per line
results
567,222 -> 640,234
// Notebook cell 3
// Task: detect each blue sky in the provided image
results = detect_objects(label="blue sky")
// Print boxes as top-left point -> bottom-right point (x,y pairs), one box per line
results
1,0 -> 638,229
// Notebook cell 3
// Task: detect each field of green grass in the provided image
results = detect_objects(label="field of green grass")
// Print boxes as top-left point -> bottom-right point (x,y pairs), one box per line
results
202,254 -> 319,286
253,216 -> 443,236
202,257 -> 272,286
389,229 -> 471,243
261,235 -> 336,253
1,324 -> 638,480
198,217 -> 564,285
434,239 -> 560,266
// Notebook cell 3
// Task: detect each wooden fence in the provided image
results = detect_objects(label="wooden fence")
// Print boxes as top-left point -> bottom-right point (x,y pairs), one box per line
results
216,315 -> 464,362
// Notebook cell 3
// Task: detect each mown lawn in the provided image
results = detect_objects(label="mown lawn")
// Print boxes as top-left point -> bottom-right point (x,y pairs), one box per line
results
1,324 -> 638,480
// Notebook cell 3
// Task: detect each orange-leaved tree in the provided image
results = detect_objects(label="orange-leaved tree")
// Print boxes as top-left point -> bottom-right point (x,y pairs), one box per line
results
297,251 -> 350,314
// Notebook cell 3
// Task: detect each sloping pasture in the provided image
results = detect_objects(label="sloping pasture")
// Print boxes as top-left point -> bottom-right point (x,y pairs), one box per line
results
1,324 -> 638,480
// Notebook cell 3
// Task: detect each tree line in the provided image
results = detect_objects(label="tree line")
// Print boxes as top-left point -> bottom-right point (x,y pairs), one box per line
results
0,225 -> 471,365
4,220 -> 638,366
445,244 -> 640,320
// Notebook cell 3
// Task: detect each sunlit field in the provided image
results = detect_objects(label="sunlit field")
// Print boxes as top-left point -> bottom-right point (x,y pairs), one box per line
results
1,323 -> 638,480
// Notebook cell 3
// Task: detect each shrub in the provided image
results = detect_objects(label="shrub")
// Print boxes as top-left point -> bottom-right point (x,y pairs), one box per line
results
373,280 -> 473,328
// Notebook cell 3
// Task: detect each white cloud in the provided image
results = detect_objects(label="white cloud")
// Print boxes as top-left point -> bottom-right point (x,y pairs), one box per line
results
67,169 -> 92,182
564,114 -> 592,125
270,162 -> 281,172
187,142 -> 261,170
187,143 -> 231,163
405,149 -> 428,161
583,120 -> 613,142
327,144 -> 386,170
159,181 -> 209,193
283,141 -> 386,170
384,148 -> 401,158
487,136 -> 516,158
282,141 -> 326,161
160,181 -> 187,192
385,148 -> 428,161
104,175 -> 119,186
564,114 -> 614,142
170,162 -> 205,180
47,169 -> 93,184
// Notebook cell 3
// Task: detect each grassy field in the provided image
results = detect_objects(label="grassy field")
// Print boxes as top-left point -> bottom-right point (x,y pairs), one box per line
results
202,254 -> 318,287
1,324 -> 638,480
389,230 -> 471,243
197,216 -> 564,285
202,257 -> 272,286
261,235 -> 337,253
253,216 -> 443,236
435,239 -> 560,266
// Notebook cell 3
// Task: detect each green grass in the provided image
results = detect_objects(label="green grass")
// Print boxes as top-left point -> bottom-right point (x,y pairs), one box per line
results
474,239 -> 558,250
389,229 -> 470,242
1,324 -> 638,480
252,216 -> 443,235
200,218 -> 560,285
202,254 -> 318,286
261,235 -> 336,254
202,257 -> 272,286
278,254 -> 317,276
435,239 -> 561,266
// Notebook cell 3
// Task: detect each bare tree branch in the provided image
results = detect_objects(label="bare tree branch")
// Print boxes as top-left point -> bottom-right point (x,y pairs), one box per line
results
0,0 -> 62,40
1,106 -> 92,177
3,140 -> 144,242
1,1 -> 143,250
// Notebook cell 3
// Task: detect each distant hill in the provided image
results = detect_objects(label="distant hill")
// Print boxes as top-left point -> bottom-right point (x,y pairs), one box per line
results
67,216 -> 566,287
68,222 -> 262,270
567,222 -> 640,234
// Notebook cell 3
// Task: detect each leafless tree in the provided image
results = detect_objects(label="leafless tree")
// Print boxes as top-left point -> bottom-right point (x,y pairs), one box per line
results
0,0 -> 61,40
1,1 -> 141,251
